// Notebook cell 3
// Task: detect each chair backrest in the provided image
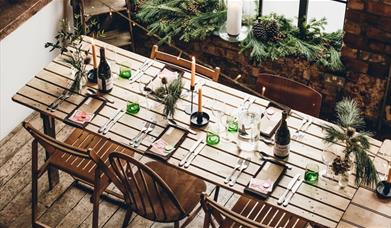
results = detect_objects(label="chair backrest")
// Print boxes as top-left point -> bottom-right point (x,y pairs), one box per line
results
90,151 -> 187,222
150,45 -> 220,82
200,193 -> 267,228
257,73 -> 322,117
23,121 -> 90,159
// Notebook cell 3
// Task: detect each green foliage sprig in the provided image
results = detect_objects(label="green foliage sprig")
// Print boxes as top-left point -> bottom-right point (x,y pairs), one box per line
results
240,14 -> 344,71
323,98 -> 378,188
149,76 -> 183,118
136,0 -> 226,44
45,17 -> 103,93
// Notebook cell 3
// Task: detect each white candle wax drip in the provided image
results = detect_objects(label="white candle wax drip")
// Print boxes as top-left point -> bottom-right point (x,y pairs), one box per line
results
226,0 -> 243,36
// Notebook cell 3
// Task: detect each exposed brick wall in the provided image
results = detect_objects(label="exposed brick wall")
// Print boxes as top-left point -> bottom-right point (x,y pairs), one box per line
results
342,0 -> 391,119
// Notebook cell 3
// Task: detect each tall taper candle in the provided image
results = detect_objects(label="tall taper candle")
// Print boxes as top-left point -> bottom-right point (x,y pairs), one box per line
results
191,56 -> 196,88
91,38 -> 97,69
226,0 -> 243,36
198,86 -> 202,113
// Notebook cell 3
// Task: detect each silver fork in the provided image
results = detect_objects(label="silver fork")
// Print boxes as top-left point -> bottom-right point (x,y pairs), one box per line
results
292,117 -> 308,139
225,158 -> 243,184
229,158 -> 250,186
134,122 -> 156,148
130,122 -> 150,145
49,91 -> 71,112
299,117 -> 312,138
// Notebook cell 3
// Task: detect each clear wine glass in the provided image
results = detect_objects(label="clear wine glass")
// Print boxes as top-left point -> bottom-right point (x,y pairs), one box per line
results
321,143 -> 338,179
138,82 -> 152,111
211,98 -> 230,141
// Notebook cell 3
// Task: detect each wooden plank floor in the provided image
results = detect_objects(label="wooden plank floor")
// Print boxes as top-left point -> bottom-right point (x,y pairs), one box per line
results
0,112 -> 236,228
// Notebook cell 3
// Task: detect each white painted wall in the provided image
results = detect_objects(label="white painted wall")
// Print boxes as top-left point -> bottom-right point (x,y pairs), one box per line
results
0,0 -> 64,140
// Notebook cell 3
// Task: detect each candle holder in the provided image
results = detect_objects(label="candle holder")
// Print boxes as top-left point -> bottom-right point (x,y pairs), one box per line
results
376,180 -> 391,199
219,23 -> 250,43
190,111 -> 210,128
87,68 -> 97,83
185,86 -> 197,115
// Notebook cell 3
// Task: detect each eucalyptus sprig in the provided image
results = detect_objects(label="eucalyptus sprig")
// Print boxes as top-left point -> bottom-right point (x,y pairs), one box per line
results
323,98 -> 378,188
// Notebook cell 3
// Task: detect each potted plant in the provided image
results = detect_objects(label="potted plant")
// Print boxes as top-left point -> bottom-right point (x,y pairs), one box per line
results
323,98 -> 378,188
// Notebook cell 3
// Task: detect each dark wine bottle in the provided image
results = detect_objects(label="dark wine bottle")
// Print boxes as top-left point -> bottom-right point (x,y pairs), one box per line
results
97,47 -> 113,93
274,111 -> 290,158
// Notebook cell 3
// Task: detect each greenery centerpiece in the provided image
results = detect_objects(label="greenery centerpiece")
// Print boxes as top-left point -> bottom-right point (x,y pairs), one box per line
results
45,17 -> 103,93
147,76 -> 183,118
136,1 -> 344,72
323,98 -> 378,188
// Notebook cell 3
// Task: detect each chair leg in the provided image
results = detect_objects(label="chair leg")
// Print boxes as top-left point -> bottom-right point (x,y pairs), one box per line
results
174,221 -> 180,228
92,193 -> 100,228
122,209 -> 132,228
32,140 -> 39,227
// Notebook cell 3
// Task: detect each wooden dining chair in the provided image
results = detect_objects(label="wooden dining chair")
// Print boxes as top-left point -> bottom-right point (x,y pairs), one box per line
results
90,150 -> 206,228
201,193 -> 316,228
257,73 -> 322,117
23,122 -> 131,228
150,45 -> 221,82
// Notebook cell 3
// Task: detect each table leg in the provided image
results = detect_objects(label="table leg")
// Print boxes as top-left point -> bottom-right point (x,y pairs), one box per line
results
214,186 -> 220,201
40,113 -> 59,190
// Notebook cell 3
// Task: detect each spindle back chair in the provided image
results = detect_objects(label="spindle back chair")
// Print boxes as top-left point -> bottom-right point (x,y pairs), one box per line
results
257,73 -> 322,117
150,45 -> 220,82
90,151 -> 206,227
201,193 -> 315,228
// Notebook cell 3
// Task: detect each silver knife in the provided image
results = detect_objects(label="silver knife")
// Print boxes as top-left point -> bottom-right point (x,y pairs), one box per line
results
179,137 -> 203,167
99,108 -> 122,133
102,110 -> 125,135
129,59 -> 148,81
277,174 -> 301,204
283,178 -> 303,207
184,140 -> 206,168
130,60 -> 154,83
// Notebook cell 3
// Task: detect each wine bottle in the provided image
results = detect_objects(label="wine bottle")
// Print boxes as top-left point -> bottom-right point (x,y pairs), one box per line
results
97,47 -> 113,93
274,111 -> 290,158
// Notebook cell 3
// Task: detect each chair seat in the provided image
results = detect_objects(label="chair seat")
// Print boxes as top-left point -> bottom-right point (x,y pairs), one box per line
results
129,161 -> 207,222
225,196 -> 311,228
50,129 -> 133,186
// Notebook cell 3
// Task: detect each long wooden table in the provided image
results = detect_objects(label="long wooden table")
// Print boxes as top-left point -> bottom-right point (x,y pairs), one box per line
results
12,36 -> 391,227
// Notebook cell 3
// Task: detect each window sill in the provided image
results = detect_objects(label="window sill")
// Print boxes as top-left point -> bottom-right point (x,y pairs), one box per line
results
0,0 -> 52,41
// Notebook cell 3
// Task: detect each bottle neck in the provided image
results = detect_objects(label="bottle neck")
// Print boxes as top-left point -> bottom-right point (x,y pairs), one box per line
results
99,49 -> 106,61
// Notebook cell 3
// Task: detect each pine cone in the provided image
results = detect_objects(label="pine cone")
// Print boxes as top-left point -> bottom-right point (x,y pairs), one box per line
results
253,20 -> 268,41
265,19 -> 280,42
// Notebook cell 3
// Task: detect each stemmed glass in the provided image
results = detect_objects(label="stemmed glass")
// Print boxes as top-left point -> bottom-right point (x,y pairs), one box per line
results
378,149 -> 391,181
138,82 -> 152,111
321,143 -> 338,179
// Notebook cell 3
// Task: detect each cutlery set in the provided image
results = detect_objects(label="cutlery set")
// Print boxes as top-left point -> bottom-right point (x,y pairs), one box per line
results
129,59 -> 155,84
179,138 -> 206,168
47,90 -> 71,112
225,158 -> 251,186
98,108 -> 125,135
277,174 -> 303,207
130,121 -> 156,148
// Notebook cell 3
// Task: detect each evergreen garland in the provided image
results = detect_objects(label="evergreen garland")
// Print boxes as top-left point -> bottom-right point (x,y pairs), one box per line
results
323,98 -> 378,188
136,1 -> 344,72
136,0 -> 226,44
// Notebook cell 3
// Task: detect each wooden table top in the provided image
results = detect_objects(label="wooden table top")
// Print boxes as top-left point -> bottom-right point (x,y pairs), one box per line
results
12,36 -> 391,227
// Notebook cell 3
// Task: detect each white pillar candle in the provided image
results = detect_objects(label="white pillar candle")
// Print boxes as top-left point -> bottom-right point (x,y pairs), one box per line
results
226,0 -> 243,36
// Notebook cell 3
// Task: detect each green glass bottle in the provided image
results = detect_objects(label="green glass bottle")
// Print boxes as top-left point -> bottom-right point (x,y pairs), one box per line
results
273,111 -> 290,158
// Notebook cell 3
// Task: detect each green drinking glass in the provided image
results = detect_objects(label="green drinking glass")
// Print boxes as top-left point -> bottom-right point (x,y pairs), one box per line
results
304,163 -> 319,184
127,101 -> 140,114
206,126 -> 220,146
226,116 -> 238,133
119,64 -> 132,79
